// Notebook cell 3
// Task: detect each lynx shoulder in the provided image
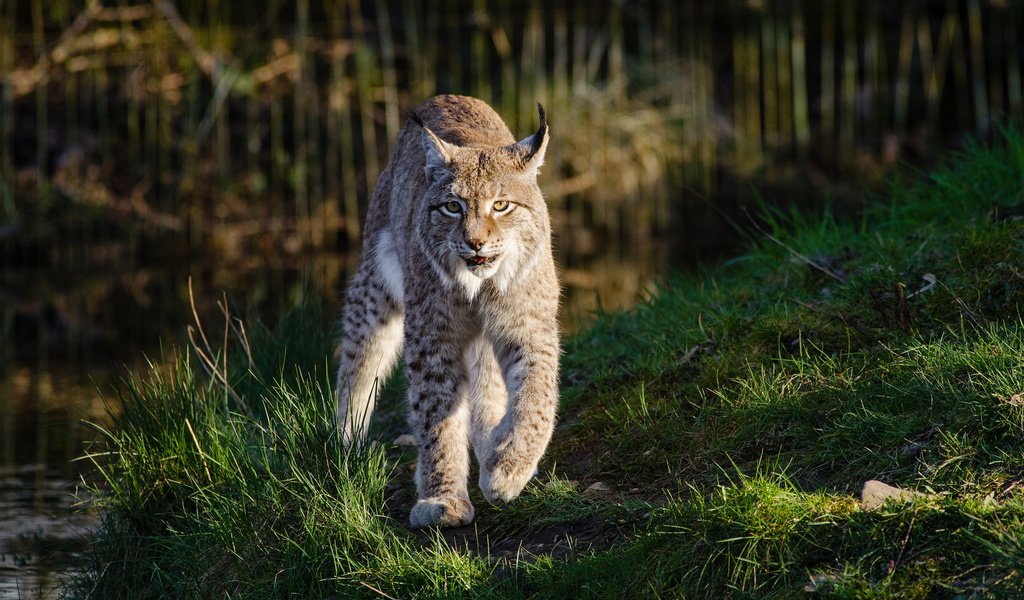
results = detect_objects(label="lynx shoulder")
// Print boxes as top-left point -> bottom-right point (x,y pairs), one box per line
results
336,95 -> 560,528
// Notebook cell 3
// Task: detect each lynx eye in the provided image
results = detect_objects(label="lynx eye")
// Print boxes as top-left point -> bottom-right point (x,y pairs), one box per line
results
441,200 -> 463,215
492,200 -> 510,212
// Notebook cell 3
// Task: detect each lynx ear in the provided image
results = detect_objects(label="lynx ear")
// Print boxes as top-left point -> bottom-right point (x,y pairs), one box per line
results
507,103 -> 549,175
411,111 -> 455,180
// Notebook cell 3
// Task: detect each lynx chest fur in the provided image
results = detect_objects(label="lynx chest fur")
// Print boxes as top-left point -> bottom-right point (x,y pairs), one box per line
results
336,95 -> 560,528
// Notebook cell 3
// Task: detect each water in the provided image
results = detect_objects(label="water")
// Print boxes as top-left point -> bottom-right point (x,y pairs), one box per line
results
0,395 -> 98,598
1,328 -> 116,597
0,470 -> 93,598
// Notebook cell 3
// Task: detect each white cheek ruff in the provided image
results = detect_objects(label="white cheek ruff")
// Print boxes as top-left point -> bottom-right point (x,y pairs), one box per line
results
416,221 -> 456,291
490,240 -> 521,293
454,260 -> 485,301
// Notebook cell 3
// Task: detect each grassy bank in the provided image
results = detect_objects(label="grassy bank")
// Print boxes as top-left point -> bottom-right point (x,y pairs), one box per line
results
67,129 -> 1024,598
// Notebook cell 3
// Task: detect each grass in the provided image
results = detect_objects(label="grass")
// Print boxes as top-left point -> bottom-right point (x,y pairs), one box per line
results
66,127 -> 1024,598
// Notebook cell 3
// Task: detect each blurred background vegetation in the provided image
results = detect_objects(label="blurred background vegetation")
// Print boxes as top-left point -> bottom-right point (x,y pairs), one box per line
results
0,0 -> 1022,592
4,0 -> 1022,363
5,1 -> 1021,255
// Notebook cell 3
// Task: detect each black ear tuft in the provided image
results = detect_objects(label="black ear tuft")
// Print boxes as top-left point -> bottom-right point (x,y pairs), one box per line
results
410,110 -> 426,129
527,103 -> 548,160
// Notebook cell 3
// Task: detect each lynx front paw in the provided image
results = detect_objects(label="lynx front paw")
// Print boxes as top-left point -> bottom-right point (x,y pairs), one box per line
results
480,454 -> 538,505
409,496 -> 475,528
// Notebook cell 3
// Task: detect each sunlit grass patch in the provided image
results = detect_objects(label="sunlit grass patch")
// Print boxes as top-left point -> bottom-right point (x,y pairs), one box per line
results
67,128 -> 1024,597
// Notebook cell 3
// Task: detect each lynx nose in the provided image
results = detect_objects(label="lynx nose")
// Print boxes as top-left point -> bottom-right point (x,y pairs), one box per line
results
466,238 -> 485,251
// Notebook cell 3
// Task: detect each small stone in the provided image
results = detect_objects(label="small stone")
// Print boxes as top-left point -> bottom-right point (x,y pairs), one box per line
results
678,345 -> 700,364
584,481 -> 611,495
544,479 -> 578,491
899,442 -> 926,457
804,572 -> 839,592
393,434 -> 416,447
860,480 -> 935,510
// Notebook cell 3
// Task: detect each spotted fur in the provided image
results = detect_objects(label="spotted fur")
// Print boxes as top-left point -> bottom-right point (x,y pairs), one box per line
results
336,95 -> 560,528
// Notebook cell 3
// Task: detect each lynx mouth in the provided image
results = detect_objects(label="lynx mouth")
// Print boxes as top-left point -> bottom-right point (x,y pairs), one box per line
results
464,255 -> 497,268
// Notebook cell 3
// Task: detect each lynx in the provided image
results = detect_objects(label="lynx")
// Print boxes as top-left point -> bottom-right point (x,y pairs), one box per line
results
336,95 -> 560,528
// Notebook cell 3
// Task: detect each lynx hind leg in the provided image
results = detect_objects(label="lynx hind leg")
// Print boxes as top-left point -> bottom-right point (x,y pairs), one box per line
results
466,339 -> 508,471
336,264 -> 404,445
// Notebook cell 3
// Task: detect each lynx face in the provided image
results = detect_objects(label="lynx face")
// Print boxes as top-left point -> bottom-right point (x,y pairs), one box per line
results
417,112 -> 549,296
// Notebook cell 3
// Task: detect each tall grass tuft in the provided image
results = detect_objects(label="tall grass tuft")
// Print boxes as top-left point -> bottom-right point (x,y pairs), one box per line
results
67,296 -> 498,598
